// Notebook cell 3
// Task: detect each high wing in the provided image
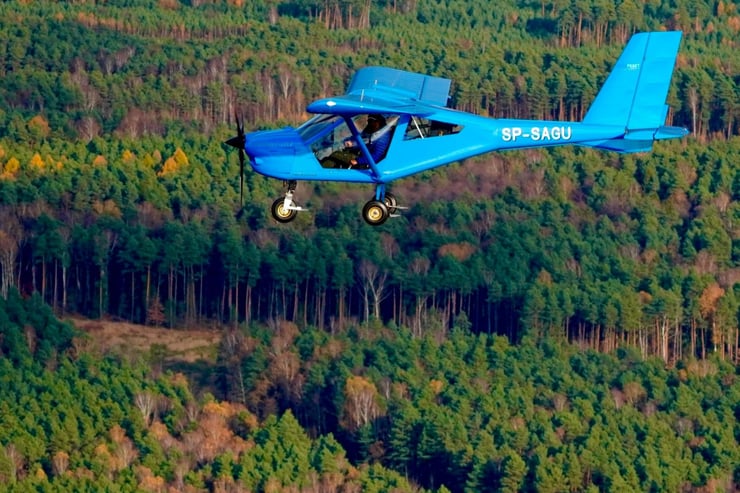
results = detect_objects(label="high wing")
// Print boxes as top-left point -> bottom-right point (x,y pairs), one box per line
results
306,66 -> 451,116
347,66 -> 451,106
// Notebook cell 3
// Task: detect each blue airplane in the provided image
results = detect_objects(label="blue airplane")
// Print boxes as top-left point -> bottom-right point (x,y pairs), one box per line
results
226,31 -> 688,226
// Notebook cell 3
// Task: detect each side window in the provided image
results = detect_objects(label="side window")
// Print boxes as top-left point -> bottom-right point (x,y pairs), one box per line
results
404,117 -> 462,140
309,118 -> 353,161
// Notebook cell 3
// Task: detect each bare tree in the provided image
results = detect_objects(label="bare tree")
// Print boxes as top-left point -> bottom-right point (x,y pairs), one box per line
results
1,444 -> 23,484
343,375 -> 380,430
688,87 -> 699,137
357,259 -> 389,321
51,451 -> 69,477
134,392 -> 157,427
0,207 -> 21,298
110,425 -> 138,471
76,116 -> 101,142
409,255 -> 430,336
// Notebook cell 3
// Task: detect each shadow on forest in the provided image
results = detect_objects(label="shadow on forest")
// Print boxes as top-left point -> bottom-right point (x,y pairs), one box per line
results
526,18 -> 558,39
164,359 -> 219,395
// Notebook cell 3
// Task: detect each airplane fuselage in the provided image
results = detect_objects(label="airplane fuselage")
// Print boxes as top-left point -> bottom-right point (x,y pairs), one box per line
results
244,110 -> 626,184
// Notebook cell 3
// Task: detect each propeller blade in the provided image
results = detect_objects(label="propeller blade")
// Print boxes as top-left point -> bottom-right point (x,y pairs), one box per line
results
225,114 -> 247,208
239,149 -> 244,206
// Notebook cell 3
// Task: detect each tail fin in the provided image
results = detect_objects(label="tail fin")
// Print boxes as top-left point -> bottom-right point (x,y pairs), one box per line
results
582,31 -> 688,152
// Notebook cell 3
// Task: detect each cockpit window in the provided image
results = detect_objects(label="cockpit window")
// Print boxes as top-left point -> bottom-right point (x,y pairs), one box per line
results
404,117 -> 462,140
296,114 -> 343,144
298,114 -> 384,163
298,113 -> 401,167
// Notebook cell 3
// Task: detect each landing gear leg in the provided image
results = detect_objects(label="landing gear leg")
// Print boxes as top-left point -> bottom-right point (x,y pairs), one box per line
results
384,192 -> 398,215
271,180 -> 303,223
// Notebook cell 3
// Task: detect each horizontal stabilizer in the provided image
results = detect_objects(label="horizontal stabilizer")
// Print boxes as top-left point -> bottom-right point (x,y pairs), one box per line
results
624,125 -> 689,141
582,125 -> 689,153
581,139 -> 654,153
654,125 -> 690,140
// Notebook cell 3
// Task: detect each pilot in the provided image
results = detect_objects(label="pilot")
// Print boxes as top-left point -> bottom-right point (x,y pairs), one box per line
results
321,114 -> 392,169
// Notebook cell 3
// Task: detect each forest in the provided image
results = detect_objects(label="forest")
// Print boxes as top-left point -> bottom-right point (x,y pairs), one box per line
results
3,285 -> 740,491
0,0 -> 738,490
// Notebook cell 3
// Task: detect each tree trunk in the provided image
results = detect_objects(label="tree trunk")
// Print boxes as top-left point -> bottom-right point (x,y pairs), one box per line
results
245,284 -> 252,326
130,270 -> 135,322
99,266 -> 104,319
338,287 -> 346,332
52,259 -> 58,312
61,263 -> 67,315
233,270 -> 239,328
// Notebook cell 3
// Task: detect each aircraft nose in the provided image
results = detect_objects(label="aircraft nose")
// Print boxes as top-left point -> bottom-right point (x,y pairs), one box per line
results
237,127 -> 315,181
244,128 -> 303,161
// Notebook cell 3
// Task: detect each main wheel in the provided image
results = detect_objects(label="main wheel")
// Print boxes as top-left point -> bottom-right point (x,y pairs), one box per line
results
271,197 -> 298,223
384,192 -> 398,215
362,200 -> 389,226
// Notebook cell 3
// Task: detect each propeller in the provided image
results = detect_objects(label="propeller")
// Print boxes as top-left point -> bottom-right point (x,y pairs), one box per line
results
225,114 -> 246,207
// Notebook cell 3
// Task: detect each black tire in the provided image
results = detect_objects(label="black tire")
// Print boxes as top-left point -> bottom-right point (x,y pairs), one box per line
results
384,192 -> 398,215
362,200 -> 389,226
271,197 -> 298,223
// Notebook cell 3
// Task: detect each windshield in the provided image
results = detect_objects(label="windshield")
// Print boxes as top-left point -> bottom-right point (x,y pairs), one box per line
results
296,114 -> 343,144
297,114 -> 369,161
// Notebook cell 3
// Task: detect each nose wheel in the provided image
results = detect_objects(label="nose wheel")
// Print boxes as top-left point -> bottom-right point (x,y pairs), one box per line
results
271,181 -> 305,223
272,197 -> 298,223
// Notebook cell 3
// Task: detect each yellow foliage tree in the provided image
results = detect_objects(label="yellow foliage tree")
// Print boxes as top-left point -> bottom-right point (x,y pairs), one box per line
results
429,378 -> 444,395
30,153 -> 45,170
1,157 -> 20,180
173,147 -> 188,166
158,157 -> 178,176
142,153 -> 158,168
158,148 -> 189,177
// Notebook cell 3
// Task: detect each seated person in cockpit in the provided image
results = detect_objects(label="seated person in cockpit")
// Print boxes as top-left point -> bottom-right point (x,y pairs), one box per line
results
321,114 -> 393,169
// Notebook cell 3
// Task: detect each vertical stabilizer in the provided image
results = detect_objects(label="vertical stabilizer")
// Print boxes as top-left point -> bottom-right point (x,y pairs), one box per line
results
582,31 -> 683,131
